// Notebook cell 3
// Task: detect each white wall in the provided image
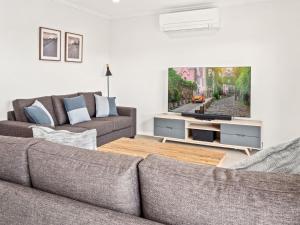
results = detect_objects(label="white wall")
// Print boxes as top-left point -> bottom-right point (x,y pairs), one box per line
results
1,0 -> 299,147
0,0 -> 110,120
110,0 -> 300,147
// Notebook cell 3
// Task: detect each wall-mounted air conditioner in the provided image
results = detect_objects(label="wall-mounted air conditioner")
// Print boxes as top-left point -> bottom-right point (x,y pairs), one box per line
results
159,8 -> 220,32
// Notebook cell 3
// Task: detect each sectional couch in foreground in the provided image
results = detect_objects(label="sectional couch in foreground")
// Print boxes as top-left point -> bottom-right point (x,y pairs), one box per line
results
0,136 -> 299,225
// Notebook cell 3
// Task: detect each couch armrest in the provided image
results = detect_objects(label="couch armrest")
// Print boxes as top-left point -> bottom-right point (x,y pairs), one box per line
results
7,111 -> 16,121
117,107 -> 137,137
117,106 -> 136,117
0,121 -> 33,138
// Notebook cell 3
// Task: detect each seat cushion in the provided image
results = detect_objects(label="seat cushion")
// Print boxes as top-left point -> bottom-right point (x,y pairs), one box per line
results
78,91 -> 102,117
13,96 -> 58,125
139,155 -> 300,225
74,120 -> 114,136
93,116 -> 132,131
0,181 -> 163,225
0,136 -> 39,186
28,141 -> 143,216
52,93 -> 78,125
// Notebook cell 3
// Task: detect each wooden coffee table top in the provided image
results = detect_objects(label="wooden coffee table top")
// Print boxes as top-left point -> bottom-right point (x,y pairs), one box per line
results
98,138 -> 225,166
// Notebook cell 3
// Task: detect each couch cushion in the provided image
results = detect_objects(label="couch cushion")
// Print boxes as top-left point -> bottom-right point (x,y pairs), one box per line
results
0,136 -> 39,186
52,93 -> 78,125
139,155 -> 300,225
74,120 -> 114,136
13,96 -> 58,125
78,91 -> 102,117
0,181 -> 163,225
28,141 -> 143,216
92,116 -> 132,131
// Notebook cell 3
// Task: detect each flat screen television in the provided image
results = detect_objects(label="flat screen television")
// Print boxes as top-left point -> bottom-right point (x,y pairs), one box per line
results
168,67 -> 251,117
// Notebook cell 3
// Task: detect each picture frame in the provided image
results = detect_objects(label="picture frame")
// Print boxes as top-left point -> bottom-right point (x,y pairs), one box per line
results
65,32 -> 83,63
39,27 -> 61,61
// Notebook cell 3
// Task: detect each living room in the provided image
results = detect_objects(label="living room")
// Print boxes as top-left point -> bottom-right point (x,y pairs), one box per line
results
0,0 -> 299,224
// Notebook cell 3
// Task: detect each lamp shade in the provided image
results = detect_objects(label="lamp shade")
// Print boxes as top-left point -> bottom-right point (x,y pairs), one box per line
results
105,64 -> 112,76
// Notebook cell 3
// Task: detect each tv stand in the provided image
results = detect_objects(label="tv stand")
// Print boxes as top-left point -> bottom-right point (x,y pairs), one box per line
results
154,113 -> 263,156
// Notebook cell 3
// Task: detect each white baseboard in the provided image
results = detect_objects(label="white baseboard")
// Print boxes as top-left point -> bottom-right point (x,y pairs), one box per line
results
137,131 -> 153,137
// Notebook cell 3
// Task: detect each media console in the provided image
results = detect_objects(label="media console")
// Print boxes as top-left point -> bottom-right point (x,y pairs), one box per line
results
154,113 -> 263,156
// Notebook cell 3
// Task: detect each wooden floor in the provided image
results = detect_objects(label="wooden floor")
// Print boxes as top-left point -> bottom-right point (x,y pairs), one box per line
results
99,138 -> 226,166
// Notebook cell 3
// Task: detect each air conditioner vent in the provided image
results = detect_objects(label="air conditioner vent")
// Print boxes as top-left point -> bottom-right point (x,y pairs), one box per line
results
159,8 -> 220,32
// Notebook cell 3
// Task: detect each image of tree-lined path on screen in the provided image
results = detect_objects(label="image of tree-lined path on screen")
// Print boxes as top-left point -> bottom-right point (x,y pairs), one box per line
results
168,67 -> 251,117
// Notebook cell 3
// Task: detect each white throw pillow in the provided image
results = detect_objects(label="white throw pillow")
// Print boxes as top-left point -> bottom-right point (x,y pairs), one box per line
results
31,126 -> 97,150
94,94 -> 118,118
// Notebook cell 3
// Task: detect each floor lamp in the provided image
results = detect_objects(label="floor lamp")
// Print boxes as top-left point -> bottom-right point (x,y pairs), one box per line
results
105,64 -> 112,97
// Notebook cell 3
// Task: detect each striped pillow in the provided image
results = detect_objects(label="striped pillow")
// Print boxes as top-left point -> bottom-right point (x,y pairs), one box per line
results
94,95 -> 118,118
64,95 -> 91,125
24,100 -> 55,127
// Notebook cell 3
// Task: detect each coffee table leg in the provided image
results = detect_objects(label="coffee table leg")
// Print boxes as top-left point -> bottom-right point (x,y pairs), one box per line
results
162,138 -> 167,143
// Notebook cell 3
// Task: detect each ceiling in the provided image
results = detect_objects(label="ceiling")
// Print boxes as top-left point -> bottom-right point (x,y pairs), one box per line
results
56,0 -> 272,19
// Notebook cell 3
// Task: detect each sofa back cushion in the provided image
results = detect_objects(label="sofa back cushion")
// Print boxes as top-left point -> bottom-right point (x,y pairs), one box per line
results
0,136 -> 39,186
78,91 -> 102,117
0,181 -> 163,225
52,93 -> 78,125
13,96 -> 58,125
28,140 -> 143,216
139,155 -> 300,225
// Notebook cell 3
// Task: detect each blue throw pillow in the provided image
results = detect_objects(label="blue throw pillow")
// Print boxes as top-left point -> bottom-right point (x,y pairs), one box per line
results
24,100 -> 55,127
95,95 -> 118,118
64,95 -> 91,125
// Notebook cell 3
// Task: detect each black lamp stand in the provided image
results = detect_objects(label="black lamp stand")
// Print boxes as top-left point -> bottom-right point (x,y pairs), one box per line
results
105,64 -> 112,97
107,76 -> 110,97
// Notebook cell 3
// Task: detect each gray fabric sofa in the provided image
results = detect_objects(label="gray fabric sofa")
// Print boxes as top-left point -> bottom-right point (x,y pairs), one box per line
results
0,91 -> 136,146
0,136 -> 299,225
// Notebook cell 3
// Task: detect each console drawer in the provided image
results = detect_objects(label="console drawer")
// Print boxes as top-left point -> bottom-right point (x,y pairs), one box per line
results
154,127 -> 185,140
221,124 -> 261,138
221,133 -> 261,148
154,118 -> 185,130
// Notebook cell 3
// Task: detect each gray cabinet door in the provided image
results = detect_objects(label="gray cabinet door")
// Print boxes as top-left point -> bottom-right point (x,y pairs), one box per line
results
154,118 -> 185,139
221,124 -> 262,148
221,124 -> 261,137
155,118 -> 185,129
154,127 -> 185,139
221,133 -> 261,148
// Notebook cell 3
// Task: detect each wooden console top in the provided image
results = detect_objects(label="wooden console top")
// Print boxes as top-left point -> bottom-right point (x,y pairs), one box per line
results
155,113 -> 262,127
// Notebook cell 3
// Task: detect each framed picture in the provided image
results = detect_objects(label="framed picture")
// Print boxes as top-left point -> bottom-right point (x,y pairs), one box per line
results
65,32 -> 83,63
39,27 -> 61,61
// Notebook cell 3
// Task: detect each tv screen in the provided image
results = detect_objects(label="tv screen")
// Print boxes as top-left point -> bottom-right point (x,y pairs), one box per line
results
168,67 -> 251,117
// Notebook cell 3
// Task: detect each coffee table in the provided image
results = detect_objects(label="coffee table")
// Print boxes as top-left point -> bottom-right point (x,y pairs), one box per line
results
98,138 -> 225,166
